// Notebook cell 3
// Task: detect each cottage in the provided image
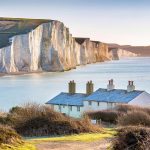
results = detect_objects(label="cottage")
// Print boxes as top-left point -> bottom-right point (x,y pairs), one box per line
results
46,80 -> 150,118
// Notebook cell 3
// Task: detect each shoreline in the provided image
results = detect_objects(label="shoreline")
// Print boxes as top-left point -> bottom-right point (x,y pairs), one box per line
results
0,71 -> 44,77
0,56 -> 147,78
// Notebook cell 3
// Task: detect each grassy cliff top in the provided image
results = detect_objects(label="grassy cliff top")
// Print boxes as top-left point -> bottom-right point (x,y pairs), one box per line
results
0,17 -> 51,48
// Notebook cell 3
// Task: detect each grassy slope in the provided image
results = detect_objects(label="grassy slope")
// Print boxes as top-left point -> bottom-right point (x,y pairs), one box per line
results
0,17 -> 50,48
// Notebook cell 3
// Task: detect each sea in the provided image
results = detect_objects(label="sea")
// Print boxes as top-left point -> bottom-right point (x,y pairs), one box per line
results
0,57 -> 150,111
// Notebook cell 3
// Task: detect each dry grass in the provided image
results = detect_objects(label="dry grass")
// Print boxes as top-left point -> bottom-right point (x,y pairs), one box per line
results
117,110 -> 150,127
86,110 -> 119,124
7,103 -> 101,137
86,104 -> 150,127
113,126 -> 150,150
29,128 -> 117,143
116,105 -> 150,127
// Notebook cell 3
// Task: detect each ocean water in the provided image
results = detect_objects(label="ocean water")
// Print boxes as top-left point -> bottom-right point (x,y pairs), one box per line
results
0,57 -> 150,111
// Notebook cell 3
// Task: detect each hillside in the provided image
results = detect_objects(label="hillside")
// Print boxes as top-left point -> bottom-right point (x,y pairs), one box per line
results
108,43 -> 150,56
0,17 -> 50,48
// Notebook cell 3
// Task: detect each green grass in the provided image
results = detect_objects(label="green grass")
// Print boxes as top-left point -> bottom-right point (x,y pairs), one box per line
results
0,142 -> 36,150
0,17 -> 50,21
0,128 -> 117,150
29,128 -> 117,143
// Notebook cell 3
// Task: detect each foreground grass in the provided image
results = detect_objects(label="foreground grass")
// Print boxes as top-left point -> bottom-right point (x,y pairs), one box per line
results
0,128 -> 116,150
0,142 -> 36,150
29,128 -> 117,143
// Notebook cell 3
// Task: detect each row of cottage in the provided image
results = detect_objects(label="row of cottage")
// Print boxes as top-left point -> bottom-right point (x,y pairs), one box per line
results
46,80 -> 150,118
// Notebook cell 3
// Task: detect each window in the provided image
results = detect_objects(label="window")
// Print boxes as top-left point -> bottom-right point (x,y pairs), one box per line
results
88,101 -> 92,105
77,106 -> 80,112
69,106 -> 72,111
97,102 -> 100,106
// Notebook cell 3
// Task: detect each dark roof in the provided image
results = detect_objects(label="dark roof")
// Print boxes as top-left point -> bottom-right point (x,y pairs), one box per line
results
85,88 -> 144,103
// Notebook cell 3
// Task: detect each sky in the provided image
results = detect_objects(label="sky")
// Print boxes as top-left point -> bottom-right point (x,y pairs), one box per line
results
1,0 -> 150,46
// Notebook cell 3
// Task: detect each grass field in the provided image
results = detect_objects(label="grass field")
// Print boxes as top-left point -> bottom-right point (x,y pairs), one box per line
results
0,143 -> 36,150
0,128 -> 116,150
29,128 -> 117,143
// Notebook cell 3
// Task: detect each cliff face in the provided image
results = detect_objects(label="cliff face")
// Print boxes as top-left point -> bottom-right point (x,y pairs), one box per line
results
109,48 -> 138,60
0,20 -> 110,73
108,43 -> 150,56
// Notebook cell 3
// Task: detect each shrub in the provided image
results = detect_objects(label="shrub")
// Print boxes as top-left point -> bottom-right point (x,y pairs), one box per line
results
8,103 -> 101,136
115,104 -> 134,113
0,112 -> 8,125
115,104 -> 150,115
0,124 -> 23,145
113,126 -> 150,150
117,110 -> 150,127
86,110 -> 119,124
86,104 -> 150,127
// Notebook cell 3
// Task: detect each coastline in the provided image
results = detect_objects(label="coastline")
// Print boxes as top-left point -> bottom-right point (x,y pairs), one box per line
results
0,71 -> 44,77
0,56 -> 143,77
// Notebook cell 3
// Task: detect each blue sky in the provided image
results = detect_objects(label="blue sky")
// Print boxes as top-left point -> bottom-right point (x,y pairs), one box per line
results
1,0 -> 150,46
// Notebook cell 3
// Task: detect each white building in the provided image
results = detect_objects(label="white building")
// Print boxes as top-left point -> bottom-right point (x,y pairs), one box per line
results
46,80 -> 150,118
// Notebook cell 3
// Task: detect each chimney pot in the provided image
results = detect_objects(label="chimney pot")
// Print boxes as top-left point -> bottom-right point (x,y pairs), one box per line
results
127,80 -> 135,92
107,79 -> 115,91
86,81 -> 94,95
68,80 -> 76,94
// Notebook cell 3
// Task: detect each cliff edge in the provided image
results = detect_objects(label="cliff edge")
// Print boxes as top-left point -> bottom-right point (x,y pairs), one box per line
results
0,18 -> 110,73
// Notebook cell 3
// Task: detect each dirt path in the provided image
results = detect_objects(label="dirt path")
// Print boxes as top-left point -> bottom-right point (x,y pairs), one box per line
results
36,138 -> 112,150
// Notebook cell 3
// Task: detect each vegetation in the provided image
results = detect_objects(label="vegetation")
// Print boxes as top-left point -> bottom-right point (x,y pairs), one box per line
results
1,103 -> 150,149
0,124 -> 22,145
117,110 -> 150,127
0,142 -> 36,150
113,126 -> 150,150
0,104 -> 101,137
86,104 -> 150,127
29,128 -> 116,143
86,110 -> 119,124
0,17 -> 50,48
0,124 -> 35,150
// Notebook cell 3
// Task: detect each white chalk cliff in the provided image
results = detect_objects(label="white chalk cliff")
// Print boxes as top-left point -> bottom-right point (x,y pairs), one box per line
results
109,48 -> 138,60
0,21 -> 110,73
0,20 -> 139,74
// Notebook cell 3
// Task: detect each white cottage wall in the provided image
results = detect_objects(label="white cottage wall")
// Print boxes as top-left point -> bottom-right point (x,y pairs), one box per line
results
129,92 -> 150,107
83,100 -> 109,112
51,104 -> 83,118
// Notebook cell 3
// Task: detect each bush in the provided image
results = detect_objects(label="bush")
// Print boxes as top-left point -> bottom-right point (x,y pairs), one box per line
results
86,104 -> 150,127
86,110 -> 119,124
8,103 -> 101,136
0,124 -> 23,145
117,110 -> 150,127
115,104 -> 150,115
113,126 -> 150,150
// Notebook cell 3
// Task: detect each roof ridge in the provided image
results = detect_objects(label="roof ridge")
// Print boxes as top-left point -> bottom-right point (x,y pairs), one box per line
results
96,88 -> 144,92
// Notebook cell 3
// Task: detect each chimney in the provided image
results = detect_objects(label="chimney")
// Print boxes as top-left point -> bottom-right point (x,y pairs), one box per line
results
68,80 -> 76,94
86,80 -> 94,95
127,80 -> 135,92
107,79 -> 115,91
